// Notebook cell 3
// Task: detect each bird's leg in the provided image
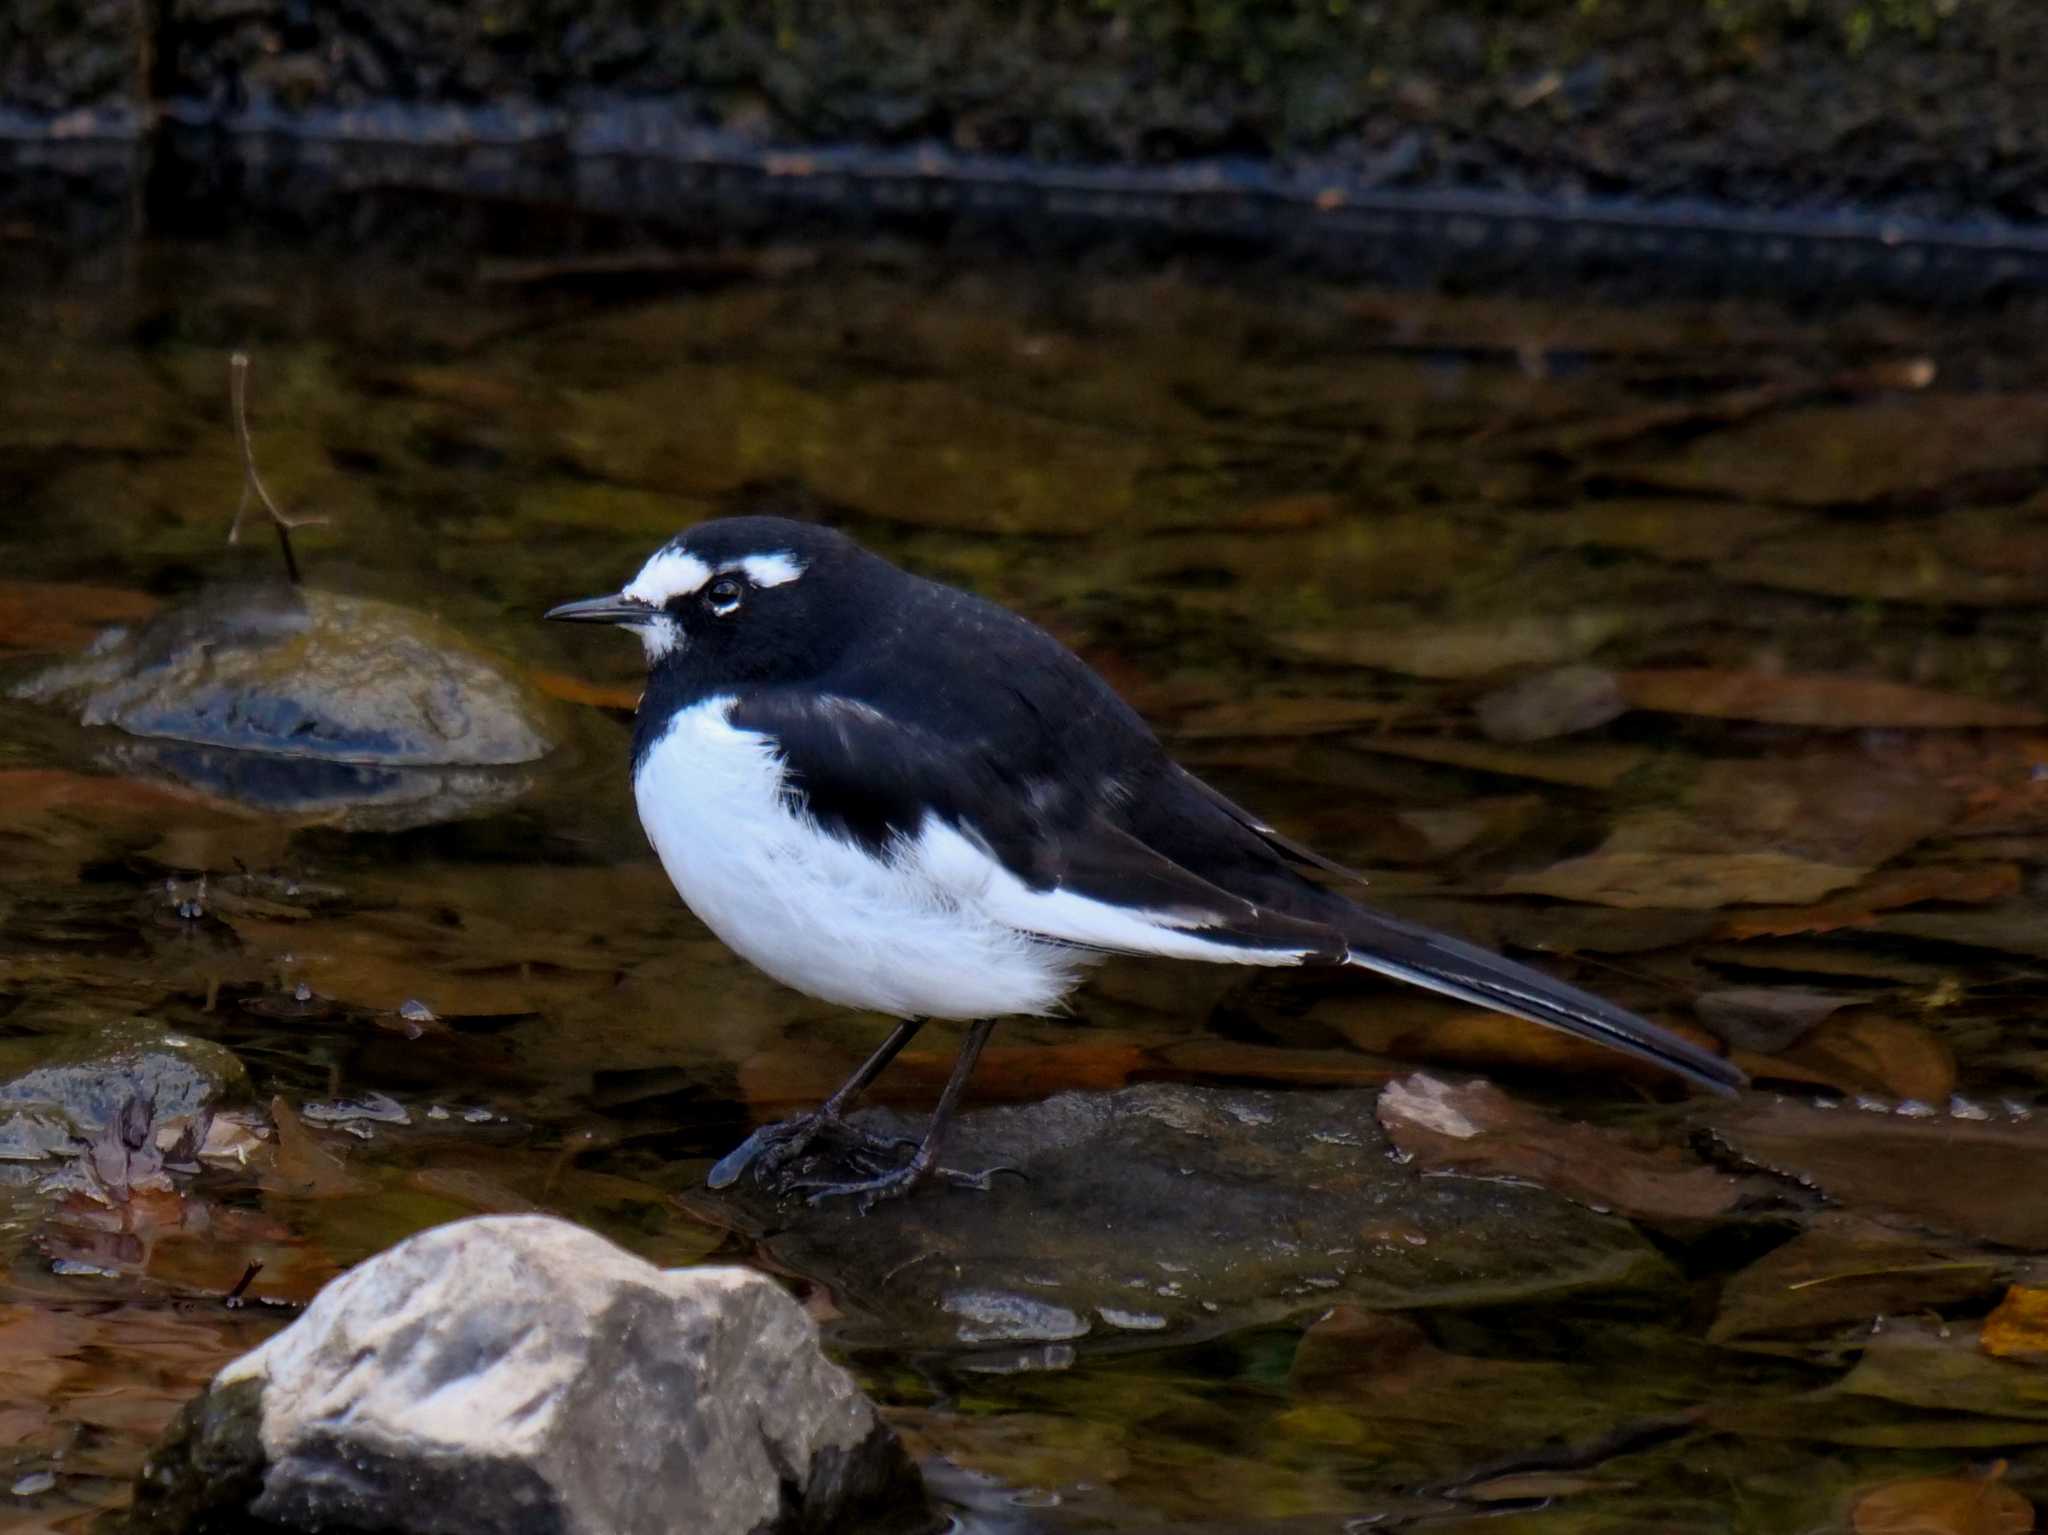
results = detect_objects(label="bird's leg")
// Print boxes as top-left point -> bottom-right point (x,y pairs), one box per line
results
797,1017 -> 1006,1212
706,1017 -> 924,1190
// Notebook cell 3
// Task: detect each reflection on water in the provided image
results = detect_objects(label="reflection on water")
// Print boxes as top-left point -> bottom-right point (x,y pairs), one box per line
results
4,226 -> 2048,1528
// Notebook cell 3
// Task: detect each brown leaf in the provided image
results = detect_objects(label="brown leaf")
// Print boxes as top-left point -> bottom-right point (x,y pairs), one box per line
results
1844,1322 -> 2048,1421
1145,1040 -> 1395,1089
1503,848 -> 1871,910
0,580 -> 158,653
1321,997 -> 1721,1089
1616,670 -> 2044,729
736,1043 -> 1149,1111
1168,694 -> 1404,740
1753,1015 -> 1958,1104
0,768 -> 247,827
1635,395 -> 2048,507
1277,611 -> 1633,680
1853,1472 -> 2034,1535
1722,510 -> 2048,607
1694,987 -> 1858,1053
529,669 -> 642,711
1221,492 -> 1343,531
1502,751 -> 1957,909
263,1097 -> 367,1199
1717,864 -> 2023,940
1353,734 -> 1655,790
1474,665 -> 1627,743
1709,1215 -> 2008,1344
1982,1288 -> 2048,1362
1376,1073 -> 1740,1221
1715,1100 -> 2048,1249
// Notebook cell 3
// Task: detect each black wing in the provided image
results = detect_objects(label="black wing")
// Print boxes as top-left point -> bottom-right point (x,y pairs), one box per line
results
725,687 -> 1345,960
741,571 -> 1743,1095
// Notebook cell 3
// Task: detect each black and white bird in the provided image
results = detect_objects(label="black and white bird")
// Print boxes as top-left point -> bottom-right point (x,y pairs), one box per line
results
548,517 -> 1744,1207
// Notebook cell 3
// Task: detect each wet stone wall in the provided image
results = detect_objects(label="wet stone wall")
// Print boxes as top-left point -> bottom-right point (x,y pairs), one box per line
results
7,0 -> 2048,227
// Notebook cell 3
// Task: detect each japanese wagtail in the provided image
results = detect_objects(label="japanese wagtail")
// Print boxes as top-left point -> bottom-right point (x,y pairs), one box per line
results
548,517 -> 1743,1207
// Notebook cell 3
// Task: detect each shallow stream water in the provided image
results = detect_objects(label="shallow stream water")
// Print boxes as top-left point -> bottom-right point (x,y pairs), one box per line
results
5,215 -> 2048,1531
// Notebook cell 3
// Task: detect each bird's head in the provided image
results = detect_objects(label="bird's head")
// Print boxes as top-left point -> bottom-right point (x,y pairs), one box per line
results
546,516 -> 868,686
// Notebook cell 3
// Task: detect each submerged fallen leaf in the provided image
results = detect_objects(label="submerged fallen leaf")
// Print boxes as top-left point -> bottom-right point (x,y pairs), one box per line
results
1503,848 -> 1871,910
1320,998 -> 1720,1089
737,1042 -> 1150,1111
1718,864 -> 2023,940
530,669 -> 641,711
1744,1015 -> 1957,1105
1636,395 -> 2048,508
1843,1321 -> 2048,1421
1456,1470 -> 1628,1503
1982,1288 -> 2048,1362
1145,1040 -> 1394,1089
1169,693 -> 1403,740
1715,1101 -> 2048,1249
262,1097 -> 367,1199
1617,671 -> 2045,730
1709,1215 -> 2008,1345
1694,987 -> 1858,1053
1474,664 -> 1627,743
1353,733 -> 1654,789
1853,1471 -> 2033,1535
1277,611 -> 1634,680
1376,1073 -> 1740,1221
0,580 -> 159,653
1503,751 -> 1957,909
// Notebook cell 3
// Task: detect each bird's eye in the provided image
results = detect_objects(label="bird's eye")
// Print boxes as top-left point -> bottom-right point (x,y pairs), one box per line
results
705,577 -> 744,615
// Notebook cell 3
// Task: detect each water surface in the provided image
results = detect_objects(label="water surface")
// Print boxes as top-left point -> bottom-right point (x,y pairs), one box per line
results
4,222 -> 2048,1530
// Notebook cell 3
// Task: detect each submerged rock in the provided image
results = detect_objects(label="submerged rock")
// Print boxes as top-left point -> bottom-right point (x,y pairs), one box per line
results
14,582 -> 555,767
0,1016 -> 247,1180
13,582 -> 556,828
700,1083 -> 1668,1358
128,1215 -> 931,1535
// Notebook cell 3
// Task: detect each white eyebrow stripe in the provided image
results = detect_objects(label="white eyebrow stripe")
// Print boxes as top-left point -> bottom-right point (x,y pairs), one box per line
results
623,548 -> 713,605
730,553 -> 806,588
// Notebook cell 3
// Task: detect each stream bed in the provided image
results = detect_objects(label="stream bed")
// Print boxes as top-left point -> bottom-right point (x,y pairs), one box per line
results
4,215 -> 2048,1531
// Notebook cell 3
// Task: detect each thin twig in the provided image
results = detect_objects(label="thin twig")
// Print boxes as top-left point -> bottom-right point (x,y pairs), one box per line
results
227,353 -> 327,585
224,1259 -> 264,1308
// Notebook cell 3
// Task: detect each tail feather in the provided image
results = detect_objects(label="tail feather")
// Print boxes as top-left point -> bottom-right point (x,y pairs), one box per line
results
1341,909 -> 1745,1096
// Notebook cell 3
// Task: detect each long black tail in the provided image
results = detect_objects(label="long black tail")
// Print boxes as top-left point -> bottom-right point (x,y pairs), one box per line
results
1340,907 -> 1746,1096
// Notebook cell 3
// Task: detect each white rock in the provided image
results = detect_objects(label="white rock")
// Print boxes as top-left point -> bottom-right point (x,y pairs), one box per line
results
129,1215 -> 928,1535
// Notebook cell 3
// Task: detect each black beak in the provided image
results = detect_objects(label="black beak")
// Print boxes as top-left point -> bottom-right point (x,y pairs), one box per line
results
545,594 -> 646,625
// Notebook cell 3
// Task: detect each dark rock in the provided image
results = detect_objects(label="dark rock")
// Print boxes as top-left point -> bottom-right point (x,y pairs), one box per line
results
700,1083 -> 1668,1359
126,1215 -> 932,1535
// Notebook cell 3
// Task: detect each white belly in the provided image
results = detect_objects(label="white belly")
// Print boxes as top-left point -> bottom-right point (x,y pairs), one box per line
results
633,699 -> 1090,1020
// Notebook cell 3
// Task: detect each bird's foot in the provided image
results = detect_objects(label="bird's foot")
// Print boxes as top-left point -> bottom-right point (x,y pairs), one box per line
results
794,1155 -> 1023,1214
705,1110 -> 913,1192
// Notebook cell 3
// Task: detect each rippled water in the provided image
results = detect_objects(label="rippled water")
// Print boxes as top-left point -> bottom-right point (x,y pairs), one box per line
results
5,220 -> 2048,1530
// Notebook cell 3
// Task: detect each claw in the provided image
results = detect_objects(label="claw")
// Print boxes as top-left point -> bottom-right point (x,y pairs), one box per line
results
796,1160 -> 1020,1212
706,1123 -> 784,1190
798,1162 -> 924,1213
707,1112 -> 918,1192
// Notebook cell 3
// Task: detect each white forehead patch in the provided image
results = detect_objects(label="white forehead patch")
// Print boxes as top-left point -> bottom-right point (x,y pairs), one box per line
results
623,547 -> 712,606
735,552 -> 805,588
